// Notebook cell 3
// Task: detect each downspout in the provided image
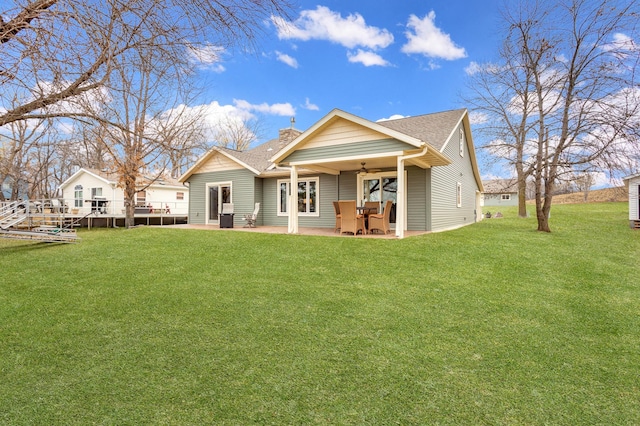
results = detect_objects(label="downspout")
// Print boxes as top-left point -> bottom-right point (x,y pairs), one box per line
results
396,145 -> 428,239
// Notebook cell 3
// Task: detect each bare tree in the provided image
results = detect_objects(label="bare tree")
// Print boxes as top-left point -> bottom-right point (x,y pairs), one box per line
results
0,115 -> 54,199
466,0 -> 639,232
213,115 -> 265,151
1,0 -> 292,126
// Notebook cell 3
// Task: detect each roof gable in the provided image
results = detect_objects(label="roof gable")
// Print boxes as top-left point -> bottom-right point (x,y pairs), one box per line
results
377,109 -> 467,152
59,168 -> 113,190
270,109 -> 424,164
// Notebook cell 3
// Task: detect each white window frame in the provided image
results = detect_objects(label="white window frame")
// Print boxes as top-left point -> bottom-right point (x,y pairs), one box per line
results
74,185 -> 83,208
457,182 -> 462,208
459,128 -> 465,157
501,194 -> 511,200
91,187 -> 103,198
277,177 -> 319,217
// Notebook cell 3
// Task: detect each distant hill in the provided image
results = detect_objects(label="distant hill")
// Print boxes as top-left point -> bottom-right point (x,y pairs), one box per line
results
538,186 -> 627,204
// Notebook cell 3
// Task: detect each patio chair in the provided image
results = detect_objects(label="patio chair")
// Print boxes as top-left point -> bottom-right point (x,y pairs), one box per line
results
338,200 -> 366,236
368,200 -> 393,234
242,203 -> 260,228
332,201 -> 341,232
364,201 -> 379,214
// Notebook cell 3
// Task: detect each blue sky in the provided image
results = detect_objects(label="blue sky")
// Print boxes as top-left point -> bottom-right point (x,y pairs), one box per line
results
188,0 -> 504,171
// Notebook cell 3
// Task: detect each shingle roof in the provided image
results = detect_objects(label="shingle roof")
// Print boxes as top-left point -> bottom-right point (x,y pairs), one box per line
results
376,109 -> 467,151
200,109 -> 468,175
217,137 -> 283,173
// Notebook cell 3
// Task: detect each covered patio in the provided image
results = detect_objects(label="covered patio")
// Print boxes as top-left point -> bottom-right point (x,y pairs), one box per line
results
162,223 -> 430,238
268,110 -> 454,238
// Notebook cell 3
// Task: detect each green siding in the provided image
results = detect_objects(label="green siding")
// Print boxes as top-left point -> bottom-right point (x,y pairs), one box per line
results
407,167 -> 427,231
283,139 -> 414,163
430,123 -> 479,231
262,174 -> 338,228
338,171 -> 358,201
186,169 -> 256,225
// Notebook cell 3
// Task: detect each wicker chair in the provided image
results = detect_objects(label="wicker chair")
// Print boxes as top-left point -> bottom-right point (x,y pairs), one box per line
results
368,200 -> 392,234
338,200 -> 366,236
363,201 -> 379,214
332,201 -> 341,233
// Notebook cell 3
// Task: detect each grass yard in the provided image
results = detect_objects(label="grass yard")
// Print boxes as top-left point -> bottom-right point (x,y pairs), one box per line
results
1,202 -> 638,425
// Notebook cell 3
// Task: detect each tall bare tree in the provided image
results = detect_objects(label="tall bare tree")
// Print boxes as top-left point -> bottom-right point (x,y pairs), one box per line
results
1,0 -> 291,126
466,0 -> 639,232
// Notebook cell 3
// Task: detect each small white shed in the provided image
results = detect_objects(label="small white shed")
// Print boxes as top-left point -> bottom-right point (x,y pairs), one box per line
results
623,173 -> 640,228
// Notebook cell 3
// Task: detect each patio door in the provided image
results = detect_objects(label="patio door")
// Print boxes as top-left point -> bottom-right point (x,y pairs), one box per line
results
206,182 -> 231,224
358,172 -> 398,224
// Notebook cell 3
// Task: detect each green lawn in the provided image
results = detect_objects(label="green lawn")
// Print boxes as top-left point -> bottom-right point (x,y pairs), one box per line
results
1,202 -> 638,425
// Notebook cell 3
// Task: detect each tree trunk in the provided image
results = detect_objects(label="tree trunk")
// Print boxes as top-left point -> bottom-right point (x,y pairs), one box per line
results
517,178 -> 528,218
124,182 -> 136,229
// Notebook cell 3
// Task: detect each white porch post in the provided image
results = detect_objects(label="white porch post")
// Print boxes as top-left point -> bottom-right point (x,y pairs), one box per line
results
396,157 -> 405,238
288,165 -> 299,234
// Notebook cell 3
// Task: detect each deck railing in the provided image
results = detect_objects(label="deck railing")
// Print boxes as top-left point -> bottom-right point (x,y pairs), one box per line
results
1,198 -> 189,216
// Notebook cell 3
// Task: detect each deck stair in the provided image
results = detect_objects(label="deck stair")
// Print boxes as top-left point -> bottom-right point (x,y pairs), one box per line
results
632,220 -> 640,229
0,201 -> 28,230
0,200 -> 81,243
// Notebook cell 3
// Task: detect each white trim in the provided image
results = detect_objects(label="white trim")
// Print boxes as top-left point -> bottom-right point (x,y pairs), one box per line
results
205,181 -> 232,225
179,147 -> 260,182
277,177 -> 320,217
270,109 -> 423,164
286,151 -> 406,167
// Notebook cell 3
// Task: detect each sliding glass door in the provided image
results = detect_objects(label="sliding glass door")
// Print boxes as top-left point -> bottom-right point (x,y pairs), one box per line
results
359,172 -> 397,224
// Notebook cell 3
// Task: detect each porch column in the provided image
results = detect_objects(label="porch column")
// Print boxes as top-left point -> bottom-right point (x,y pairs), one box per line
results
396,157 -> 405,238
288,165 -> 299,234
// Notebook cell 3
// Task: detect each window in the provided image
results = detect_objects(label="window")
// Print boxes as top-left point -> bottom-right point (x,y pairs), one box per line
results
277,178 -> 319,216
176,192 -> 184,200
136,190 -> 146,206
91,187 -> 103,198
74,185 -> 83,208
456,182 -> 462,208
459,128 -> 465,157
501,194 -> 511,200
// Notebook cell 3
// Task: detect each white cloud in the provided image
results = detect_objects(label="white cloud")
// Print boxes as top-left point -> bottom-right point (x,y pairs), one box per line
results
469,111 -> 488,125
464,61 -> 482,75
276,51 -> 299,68
377,114 -> 407,122
401,11 -> 467,60
187,44 -> 226,73
302,98 -> 319,111
347,49 -> 391,67
233,99 -> 295,116
272,6 -> 393,50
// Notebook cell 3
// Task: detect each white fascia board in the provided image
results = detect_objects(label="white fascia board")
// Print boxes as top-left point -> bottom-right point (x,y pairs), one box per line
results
270,108 -> 423,165
58,168 -> 112,190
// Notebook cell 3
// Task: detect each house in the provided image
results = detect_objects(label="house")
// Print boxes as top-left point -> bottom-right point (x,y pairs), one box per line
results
58,168 -> 189,215
482,179 -> 519,207
179,108 -> 484,238
623,173 -> 640,228
1,176 -> 28,201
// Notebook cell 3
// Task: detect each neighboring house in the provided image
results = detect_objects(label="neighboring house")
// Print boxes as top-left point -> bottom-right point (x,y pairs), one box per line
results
623,173 -> 640,228
179,108 -> 484,238
58,168 -> 189,215
1,176 -> 28,200
482,179 -> 519,207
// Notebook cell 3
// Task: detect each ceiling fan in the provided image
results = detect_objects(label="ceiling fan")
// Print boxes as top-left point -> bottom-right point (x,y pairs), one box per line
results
356,162 -> 381,174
